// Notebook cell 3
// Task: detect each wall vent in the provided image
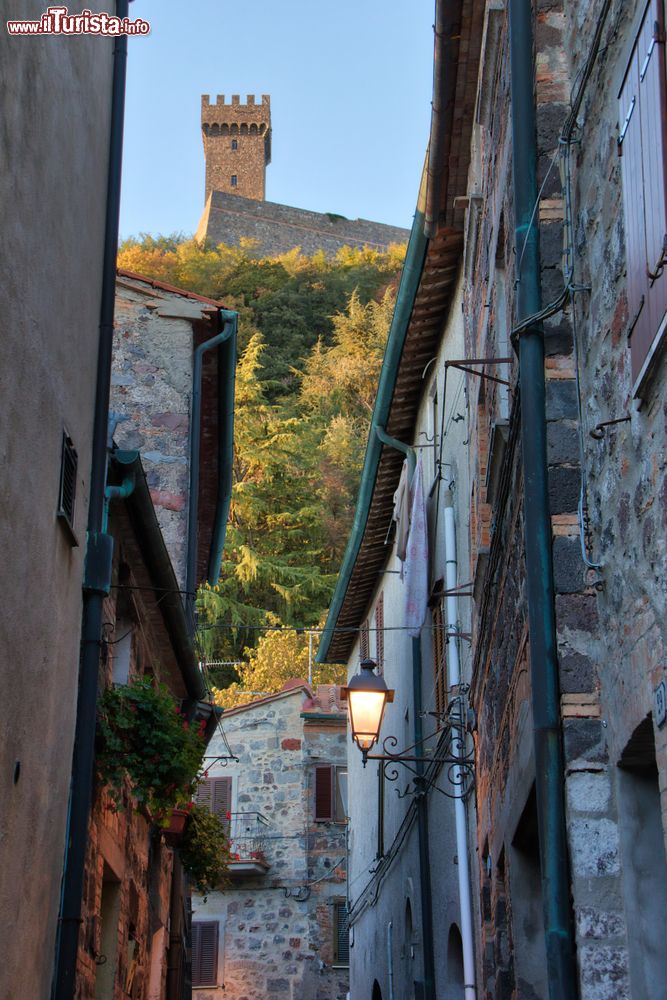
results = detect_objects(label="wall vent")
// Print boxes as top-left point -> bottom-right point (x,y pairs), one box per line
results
57,430 -> 78,544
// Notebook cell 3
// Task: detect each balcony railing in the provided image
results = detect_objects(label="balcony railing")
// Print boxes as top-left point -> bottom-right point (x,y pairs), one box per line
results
228,811 -> 271,874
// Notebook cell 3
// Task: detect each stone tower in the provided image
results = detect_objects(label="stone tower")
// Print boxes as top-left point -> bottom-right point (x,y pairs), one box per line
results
201,94 -> 271,204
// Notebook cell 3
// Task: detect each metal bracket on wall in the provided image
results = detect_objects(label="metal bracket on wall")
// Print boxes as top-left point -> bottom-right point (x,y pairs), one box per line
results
445,357 -> 513,388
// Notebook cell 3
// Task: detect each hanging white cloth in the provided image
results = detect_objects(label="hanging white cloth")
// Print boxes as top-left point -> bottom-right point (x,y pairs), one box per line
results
404,457 -> 429,638
392,459 -> 410,563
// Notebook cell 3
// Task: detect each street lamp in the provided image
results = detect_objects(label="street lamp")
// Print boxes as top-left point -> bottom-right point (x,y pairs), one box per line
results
341,659 -> 474,799
341,659 -> 394,754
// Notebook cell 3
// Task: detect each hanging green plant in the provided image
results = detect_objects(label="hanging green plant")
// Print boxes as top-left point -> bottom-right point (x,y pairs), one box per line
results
179,803 -> 231,899
96,677 -> 206,817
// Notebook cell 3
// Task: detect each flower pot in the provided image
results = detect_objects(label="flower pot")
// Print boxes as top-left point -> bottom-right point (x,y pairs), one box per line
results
164,808 -> 190,846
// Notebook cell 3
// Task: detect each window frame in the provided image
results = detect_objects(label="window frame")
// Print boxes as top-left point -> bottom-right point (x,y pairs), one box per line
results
314,764 -> 347,823
230,174 -> 238,187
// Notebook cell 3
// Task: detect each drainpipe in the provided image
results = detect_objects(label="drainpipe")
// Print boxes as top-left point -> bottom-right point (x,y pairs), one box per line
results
443,492 -> 476,999
387,921 -> 395,1000
52,3 -> 129,997
185,309 -> 237,626
508,1 -> 577,996
373,430 -> 436,1000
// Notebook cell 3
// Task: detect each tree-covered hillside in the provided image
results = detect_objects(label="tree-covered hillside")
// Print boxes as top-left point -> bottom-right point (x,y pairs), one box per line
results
118,235 -> 405,693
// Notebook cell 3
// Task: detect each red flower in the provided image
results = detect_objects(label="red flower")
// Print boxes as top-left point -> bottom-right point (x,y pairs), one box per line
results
225,810 -> 231,820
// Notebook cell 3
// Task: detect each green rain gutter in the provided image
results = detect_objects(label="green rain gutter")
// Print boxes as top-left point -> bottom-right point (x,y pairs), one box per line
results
316,172 -> 429,665
509,1 -> 577,995
186,308 -> 238,626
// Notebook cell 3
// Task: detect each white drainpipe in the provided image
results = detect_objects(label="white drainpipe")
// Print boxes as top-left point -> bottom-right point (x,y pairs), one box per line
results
387,921 -> 395,1000
444,490 -> 476,999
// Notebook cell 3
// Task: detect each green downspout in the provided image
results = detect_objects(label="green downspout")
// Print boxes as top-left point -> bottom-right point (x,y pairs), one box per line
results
316,172 -> 429,665
186,309 -> 237,626
509,1 -> 578,995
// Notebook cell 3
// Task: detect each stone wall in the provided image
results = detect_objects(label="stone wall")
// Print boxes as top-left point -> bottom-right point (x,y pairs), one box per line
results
201,94 -> 271,203
462,1 -> 659,996
113,275 -> 223,590
197,190 -> 410,258
193,686 -> 349,1000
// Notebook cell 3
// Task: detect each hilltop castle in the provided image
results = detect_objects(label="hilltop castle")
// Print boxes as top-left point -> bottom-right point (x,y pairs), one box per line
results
196,94 -> 409,255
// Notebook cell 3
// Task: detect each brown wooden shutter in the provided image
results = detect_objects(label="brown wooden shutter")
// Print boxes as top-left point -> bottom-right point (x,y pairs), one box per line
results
432,602 -> 447,719
197,777 -> 232,831
192,921 -> 218,986
314,764 -> 334,821
375,593 -> 384,673
360,620 -> 369,660
619,0 -> 667,389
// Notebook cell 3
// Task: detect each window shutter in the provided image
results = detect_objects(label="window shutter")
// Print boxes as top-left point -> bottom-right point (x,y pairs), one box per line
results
375,594 -> 384,673
360,620 -> 369,660
314,765 -> 334,821
333,901 -> 349,964
432,602 -> 447,719
192,921 -> 218,987
57,430 -> 78,541
619,0 -> 667,390
197,777 -> 232,831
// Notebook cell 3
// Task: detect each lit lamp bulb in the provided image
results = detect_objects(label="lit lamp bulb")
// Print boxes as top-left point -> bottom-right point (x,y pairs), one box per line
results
342,659 -> 395,760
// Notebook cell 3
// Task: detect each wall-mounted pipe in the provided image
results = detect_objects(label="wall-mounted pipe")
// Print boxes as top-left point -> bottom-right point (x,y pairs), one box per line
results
387,921 -> 395,1000
185,309 -> 237,627
508,1 -> 577,995
443,491 -> 476,999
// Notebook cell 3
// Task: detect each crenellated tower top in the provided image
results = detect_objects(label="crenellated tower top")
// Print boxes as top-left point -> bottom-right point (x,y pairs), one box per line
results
201,94 -> 271,203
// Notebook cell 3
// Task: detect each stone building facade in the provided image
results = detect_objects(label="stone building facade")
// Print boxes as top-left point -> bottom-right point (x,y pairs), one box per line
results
197,93 -> 410,256
318,1 -> 667,998
191,682 -> 349,1000
113,270 -> 231,593
0,12 -> 115,998
467,2 -> 667,996
201,95 -> 271,203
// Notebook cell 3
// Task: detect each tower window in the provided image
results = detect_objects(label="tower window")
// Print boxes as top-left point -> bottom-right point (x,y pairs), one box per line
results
231,175 -> 238,187
231,139 -> 238,150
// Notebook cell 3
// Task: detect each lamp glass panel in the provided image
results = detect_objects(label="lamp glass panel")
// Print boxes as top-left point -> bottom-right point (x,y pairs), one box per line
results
348,690 -> 386,749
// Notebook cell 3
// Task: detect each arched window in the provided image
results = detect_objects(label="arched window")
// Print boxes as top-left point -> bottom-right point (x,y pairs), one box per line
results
371,980 -> 383,1000
231,139 -> 238,150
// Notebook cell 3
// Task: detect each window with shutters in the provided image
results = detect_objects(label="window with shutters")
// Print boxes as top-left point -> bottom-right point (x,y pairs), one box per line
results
57,429 -> 78,543
333,900 -> 349,965
192,921 -> 219,987
618,0 -> 667,394
196,777 -> 232,833
314,764 -> 347,822
432,602 -> 448,719
374,593 -> 384,673
360,619 -> 370,660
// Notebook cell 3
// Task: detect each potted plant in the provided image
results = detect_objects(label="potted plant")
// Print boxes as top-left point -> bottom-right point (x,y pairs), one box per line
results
163,805 -> 191,846
179,803 -> 231,900
96,677 -> 206,818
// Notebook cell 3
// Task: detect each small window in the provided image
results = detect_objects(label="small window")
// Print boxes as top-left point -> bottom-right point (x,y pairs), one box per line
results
111,617 -> 133,685
231,139 -> 238,150
432,602 -> 447,719
359,620 -> 369,660
333,900 -> 349,965
314,765 -> 347,822
57,430 -> 78,542
374,594 -> 384,673
230,174 -> 238,187
192,921 -> 219,987
197,776 -> 232,833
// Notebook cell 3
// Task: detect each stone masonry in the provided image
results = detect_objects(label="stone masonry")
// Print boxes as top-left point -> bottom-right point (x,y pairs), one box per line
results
193,683 -> 349,1000
201,95 -> 271,203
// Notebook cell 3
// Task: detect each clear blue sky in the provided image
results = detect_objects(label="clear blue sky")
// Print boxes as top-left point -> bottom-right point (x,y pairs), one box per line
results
120,0 -> 435,240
